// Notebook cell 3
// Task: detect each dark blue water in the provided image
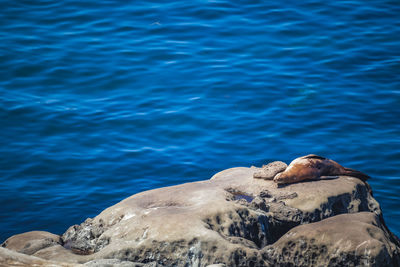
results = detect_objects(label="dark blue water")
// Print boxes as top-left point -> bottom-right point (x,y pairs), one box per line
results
1,0 -> 399,243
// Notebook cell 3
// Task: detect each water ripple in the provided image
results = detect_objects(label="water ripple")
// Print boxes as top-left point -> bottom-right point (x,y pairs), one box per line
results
1,0 -> 400,241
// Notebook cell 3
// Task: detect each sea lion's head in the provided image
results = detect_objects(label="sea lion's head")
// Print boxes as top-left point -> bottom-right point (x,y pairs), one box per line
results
273,171 -> 299,184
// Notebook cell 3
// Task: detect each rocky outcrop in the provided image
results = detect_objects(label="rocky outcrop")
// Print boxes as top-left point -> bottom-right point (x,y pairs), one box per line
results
253,161 -> 287,180
1,164 -> 399,266
0,247 -> 78,266
1,231 -> 61,256
262,212 -> 400,266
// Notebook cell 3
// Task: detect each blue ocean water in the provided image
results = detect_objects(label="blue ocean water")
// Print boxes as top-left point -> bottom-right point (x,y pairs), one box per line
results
1,0 -> 399,243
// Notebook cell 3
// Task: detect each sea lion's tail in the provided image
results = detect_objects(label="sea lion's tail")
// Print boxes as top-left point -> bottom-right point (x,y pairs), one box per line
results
343,167 -> 370,181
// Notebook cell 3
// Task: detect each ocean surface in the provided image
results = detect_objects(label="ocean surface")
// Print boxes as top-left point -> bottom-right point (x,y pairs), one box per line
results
1,0 -> 399,243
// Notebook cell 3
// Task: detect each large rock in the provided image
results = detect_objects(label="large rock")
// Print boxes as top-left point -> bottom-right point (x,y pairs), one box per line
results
262,212 -> 400,266
0,246 -> 79,266
1,231 -> 61,255
1,165 -> 399,266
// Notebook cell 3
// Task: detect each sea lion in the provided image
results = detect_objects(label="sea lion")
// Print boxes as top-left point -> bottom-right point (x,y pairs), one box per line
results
253,161 -> 288,180
273,154 -> 370,184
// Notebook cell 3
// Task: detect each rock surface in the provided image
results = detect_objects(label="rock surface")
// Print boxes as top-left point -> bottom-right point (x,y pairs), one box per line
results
1,231 -> 61,255
262,212 -> 400,266
1,164 -> 399,266
0,247 -> 79,266
253,161 -> 287,180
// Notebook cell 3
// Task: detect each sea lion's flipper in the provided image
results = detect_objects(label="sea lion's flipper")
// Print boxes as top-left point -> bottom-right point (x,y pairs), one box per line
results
302,154 -> 327,160
343,167 -> 370,181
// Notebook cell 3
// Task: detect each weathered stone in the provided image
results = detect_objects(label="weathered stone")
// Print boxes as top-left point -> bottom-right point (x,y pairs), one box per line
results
0,246 -> 155,267
83,258 -> 157,267
31,243 -> 90,263
0,247 -> 80,266
62,218 -> 110,254
253,161 -> 287,180
1,231 -> 61,255
262,212 -> 400,267
1,164 -> 399,266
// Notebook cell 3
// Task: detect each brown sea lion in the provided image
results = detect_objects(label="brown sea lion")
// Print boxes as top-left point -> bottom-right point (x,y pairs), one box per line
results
273,154 -> 370,184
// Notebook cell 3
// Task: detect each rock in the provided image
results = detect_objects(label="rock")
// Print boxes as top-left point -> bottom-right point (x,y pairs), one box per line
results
0,246 -> 153,267
262,212 -> 400,266
62,218 -> 108,254
253,161 -> 287,180
31,243 -> 89,263
1,164 -> 399,266
0,247 -> 80,266
1,231 -> 61,255
83,258 -> 158,267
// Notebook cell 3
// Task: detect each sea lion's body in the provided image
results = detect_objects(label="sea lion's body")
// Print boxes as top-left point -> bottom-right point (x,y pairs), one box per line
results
273,154 -> 370,184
